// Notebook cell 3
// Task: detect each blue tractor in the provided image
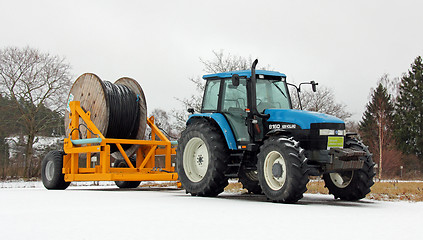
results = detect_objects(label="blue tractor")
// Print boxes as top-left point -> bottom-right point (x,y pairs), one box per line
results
176,60 -> 375,203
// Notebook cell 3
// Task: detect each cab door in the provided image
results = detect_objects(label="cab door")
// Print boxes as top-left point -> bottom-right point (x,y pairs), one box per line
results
220,78 -> 249,143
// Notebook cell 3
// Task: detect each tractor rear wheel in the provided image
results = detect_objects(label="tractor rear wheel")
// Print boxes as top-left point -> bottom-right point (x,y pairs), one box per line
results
41,151 -> 70,190
323,138 -> 375,201
114,158 -> 141,188
239,167 -> 262,194
176,119 -> 229,197
257,136 -> 309,203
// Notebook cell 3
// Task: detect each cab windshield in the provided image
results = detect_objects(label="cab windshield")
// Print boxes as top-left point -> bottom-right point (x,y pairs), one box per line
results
256,79 -> 291,112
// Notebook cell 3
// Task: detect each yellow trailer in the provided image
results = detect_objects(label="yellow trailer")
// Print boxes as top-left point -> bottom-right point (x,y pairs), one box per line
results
41,100 -> 179,189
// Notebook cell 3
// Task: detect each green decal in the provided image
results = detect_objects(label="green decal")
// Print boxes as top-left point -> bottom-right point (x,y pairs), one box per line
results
327,136 -> 344,149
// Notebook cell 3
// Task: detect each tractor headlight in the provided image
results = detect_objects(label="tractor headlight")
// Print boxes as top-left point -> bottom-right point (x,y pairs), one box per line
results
320,129 -> 335,135
319,129 -> 345,136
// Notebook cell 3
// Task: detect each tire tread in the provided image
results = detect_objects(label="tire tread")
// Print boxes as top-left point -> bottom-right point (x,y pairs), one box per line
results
176,119 -> 229,197
41,150 -> 70,190
323,138 -> 375,201
257,136 -> 309,203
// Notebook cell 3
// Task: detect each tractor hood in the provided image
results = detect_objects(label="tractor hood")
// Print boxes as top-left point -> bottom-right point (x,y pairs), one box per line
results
264,109 -> 344,130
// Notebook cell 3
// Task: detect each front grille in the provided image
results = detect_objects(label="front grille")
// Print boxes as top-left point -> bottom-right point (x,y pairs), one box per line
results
300,123 -> 346,150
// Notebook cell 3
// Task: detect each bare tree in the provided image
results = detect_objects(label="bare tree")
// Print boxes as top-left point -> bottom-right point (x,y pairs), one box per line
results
0,46 -> 72,177
186,49 -> 270,109
345,120 -> 359,133
173,50 -> 271,128
200,49 -> 271,73
183,49 -> 261,112
200,50 -> 252,73
149,108 -> 179,140
171,76 -> 205,135
289,85 -> 352,121
177,76 -> 205,113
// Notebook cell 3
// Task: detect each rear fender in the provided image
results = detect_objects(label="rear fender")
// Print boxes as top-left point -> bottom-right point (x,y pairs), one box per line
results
187,113 -> 237,150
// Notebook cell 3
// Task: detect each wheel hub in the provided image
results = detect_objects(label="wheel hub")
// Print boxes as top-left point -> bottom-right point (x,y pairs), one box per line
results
272,162 -> 283,178
329,171 -> 354,188
197,155 -> 204,165
45,161 -> 55,181
263,151 -> 287,191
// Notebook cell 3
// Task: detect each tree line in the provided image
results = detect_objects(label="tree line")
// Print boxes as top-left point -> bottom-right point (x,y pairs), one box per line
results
359,57 -> 423,178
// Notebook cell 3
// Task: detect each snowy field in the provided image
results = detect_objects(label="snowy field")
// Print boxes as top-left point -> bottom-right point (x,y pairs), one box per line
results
1,182 -> 421,240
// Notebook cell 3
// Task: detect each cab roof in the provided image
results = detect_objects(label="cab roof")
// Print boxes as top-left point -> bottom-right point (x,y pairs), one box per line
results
203,70 -> 286,80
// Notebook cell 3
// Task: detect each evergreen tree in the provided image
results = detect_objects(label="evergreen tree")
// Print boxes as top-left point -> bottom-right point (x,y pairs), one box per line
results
359,76 -> 398,178
1,87 -> 65,178
395,56 -> 423,170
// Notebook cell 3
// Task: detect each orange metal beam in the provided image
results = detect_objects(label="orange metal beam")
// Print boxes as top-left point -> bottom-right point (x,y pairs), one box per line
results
62,101 -> 179,183
116,143 -> 135,168
140,146 -> 157,169
66,172 -> 178,181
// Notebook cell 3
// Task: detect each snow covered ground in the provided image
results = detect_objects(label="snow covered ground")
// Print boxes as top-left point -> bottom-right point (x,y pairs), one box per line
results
0,183 -> 421,240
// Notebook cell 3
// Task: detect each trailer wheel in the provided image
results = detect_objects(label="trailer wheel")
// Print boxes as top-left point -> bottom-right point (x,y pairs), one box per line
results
257,136 -> 309,203
114,158 -> 141,188
323,138 -> 375,201
239,167 -> 262,194
176,119 -> 229,197
41,151 -> 70,190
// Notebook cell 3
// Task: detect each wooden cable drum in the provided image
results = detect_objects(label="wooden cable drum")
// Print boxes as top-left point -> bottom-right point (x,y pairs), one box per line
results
65,73 -> 147,159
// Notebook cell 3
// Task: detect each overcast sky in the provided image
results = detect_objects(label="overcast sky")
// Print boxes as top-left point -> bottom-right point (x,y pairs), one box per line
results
1,0 -> 422,121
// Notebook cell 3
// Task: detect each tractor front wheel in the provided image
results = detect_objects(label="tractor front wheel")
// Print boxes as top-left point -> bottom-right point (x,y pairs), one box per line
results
257,136 -> 309,203
176,119 -> 229,197
323,138 -> 375,201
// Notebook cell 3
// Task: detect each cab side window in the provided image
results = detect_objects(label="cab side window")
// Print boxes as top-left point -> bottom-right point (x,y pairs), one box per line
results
202,80 -> 220,111
221,79 -> 247,112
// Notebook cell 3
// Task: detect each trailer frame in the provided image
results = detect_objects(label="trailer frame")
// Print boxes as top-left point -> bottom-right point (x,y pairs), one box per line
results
62,101 -> 178,183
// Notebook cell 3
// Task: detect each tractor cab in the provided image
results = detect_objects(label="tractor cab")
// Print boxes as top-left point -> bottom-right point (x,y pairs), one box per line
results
201,69 -> 291,146
199,62 -> 345,155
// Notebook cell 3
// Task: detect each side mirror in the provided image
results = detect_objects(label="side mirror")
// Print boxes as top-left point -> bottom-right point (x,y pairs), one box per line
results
231,74 -> 240,87
311,81 -> 318,92
187,108 -> 195,114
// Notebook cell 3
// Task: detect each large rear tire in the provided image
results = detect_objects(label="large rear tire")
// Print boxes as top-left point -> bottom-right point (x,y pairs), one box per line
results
257,136 -> 309,203
176,119 -> 229,197
114,158 -> 141,188
239,167 -> 262,194
41,151 -> 70,190
323,138 -> 375,201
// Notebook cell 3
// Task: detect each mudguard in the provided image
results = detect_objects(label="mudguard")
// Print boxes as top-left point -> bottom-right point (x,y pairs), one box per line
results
187,113 -> 237,150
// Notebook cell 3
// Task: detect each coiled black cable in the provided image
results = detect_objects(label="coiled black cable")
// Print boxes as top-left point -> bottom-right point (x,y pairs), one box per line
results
102,81 -> 140,151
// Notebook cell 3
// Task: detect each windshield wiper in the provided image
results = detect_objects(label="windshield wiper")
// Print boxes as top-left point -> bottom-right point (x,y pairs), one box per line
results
271,81 -> 287,98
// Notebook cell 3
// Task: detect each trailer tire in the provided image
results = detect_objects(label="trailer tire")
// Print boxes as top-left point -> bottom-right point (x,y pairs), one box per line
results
41,151 -> 70,190
257,136 -> 309,203
176,119 -> 229,197
323,138 -> 375,201
114,158 -> 141,188
239,167 -> 262,194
